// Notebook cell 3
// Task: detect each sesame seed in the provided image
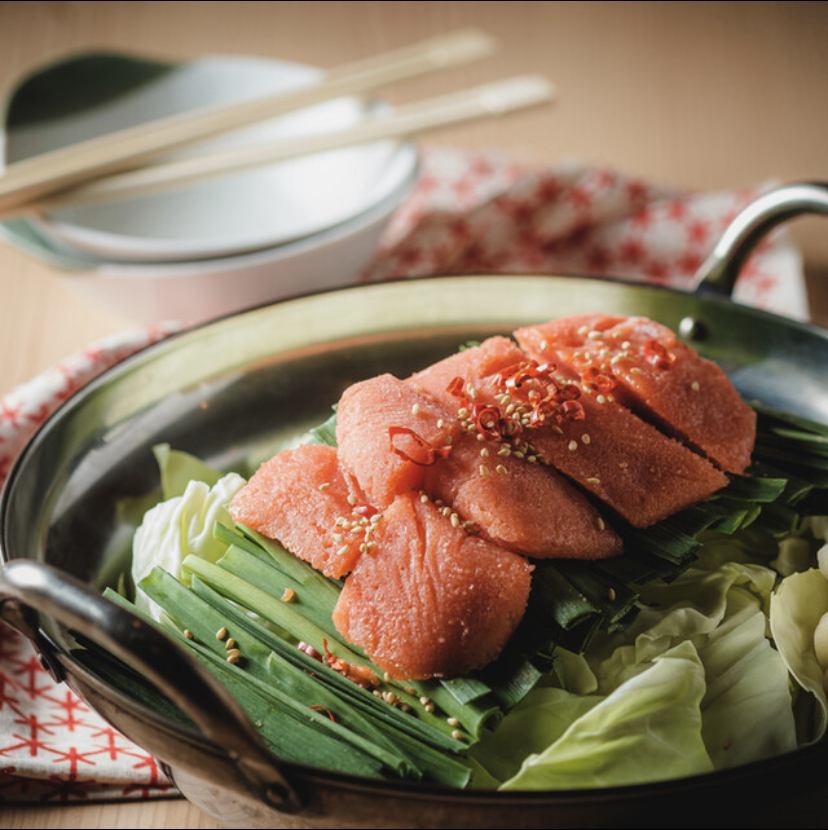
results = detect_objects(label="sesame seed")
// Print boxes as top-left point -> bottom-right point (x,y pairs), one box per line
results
577,325 -> 589,336
183,628 -> 193,640
336,517 -> 348,527
435,499 -> 444,507
227,652 -> 241,665
608,587 -> 617,602
539,339 -> 549,350
610,354 -> 623,366
476,433 -> 485,442
631,367 -> 644,375
281,588 -> 296,603
568,440 -> 578,451
255,720 -> 263,728
450,513 -> 460,528
401,703 -> 411,713
347,494 -> 357,506
582,433 -> 591,444
621,341 -> 631,349
370,513 -> 381,524
479,464 -> 490,476
527,455 -> 537,463
458,407 -> 469,419
419,493 -> 429,503
216,627 -> 228,641
447,717 -> 460,727
411,403 -> 421,416
225,638 -> 237,650
497,446 -> 511,456
437,418 -> 444,429
318,482 -> 331,491
337,545 -> 349,556
597,517 -> 606,530
366,541 -> 376,551
405,686 -> 417,695
513,450 -> 525,459
588,330 -> 602,339
451,729 -> 465,741
466,384 -> 477,399
425,703 -> 436,713
691,381 -> 700,391
586,476 -> 601,485
607,394 -> 615,402
505,403 -> 516,415
373,690 -> 383,698
496,464 -> 508,475
359,543 -> 367,553
383,671 -> 391,682
440,506 -> 452,517
419,696 -> 431,706
596,394 -> 607,404
479,447 -> 490,458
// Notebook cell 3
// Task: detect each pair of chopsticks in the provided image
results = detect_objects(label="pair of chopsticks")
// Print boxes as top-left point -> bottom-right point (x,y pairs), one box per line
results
0,30 -> 555,220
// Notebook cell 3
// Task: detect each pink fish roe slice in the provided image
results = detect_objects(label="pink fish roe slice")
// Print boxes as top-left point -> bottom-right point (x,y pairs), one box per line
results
516,314 -> 756,473
332,492 -> 533,680
229,444 -> 364,578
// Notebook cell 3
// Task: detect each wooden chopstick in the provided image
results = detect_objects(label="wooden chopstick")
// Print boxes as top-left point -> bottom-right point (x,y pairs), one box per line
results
8,76 -> 556,217
0,29 -> 496,215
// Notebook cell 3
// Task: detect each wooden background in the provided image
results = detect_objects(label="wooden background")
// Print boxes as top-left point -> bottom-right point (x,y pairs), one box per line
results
3,1 -> 827,827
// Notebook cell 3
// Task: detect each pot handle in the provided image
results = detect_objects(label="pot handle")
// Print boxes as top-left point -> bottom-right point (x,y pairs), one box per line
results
694,181 -> 828,297
0,559 -> 302,812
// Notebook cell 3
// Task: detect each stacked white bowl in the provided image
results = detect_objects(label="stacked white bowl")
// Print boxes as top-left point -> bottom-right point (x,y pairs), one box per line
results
0,53 -> 419,323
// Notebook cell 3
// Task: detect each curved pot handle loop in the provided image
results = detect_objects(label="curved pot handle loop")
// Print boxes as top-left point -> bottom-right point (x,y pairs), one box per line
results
695,181 -> 828,298
0,559 -> 302,812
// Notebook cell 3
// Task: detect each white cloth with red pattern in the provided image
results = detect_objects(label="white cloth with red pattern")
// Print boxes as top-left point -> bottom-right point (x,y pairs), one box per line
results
0,148 -> 808,802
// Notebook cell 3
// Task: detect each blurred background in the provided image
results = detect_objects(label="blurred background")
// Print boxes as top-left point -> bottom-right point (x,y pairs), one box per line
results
1,0 -> 827,391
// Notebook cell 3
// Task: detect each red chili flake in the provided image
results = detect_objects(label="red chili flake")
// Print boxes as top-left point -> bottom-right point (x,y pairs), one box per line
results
322,639 -> 380,689
558,383 -> 582,401
642,338 -> 676,370
297,641 -> 323,662
582,367 -> 617,393
309,704 -> 338,723
562,400 -> 586,420
388,426 -> 453,466
446,376 -> 467,399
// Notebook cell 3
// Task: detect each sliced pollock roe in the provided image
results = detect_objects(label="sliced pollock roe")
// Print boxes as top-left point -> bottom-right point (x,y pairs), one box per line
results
422,434 -> 621,559
523,388 -> 728,527
414,336 -> 727,528
411,337 -> 621,559
332,493 -> 533,680
516,314 -> 756,473
229,444 -> 364,578
336,374 -> 458,508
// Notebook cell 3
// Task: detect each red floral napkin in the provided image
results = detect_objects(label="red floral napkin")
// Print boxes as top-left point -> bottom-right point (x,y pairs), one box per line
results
0,149 -> 808,803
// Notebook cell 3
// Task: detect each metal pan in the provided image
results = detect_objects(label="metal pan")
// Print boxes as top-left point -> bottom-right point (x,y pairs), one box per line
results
1,183 -> 827,828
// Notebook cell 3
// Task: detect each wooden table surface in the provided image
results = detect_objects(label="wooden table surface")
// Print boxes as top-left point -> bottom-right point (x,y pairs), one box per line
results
2,1 -> 827,827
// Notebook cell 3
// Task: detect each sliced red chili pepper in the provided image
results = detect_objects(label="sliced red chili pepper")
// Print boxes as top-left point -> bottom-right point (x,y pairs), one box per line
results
582,366 -> 617,393
642,338 -> 676,370
562,399 -> 586,420
446,376 -> 467,398
309,704 -> 338,722
388,426 -> 453,466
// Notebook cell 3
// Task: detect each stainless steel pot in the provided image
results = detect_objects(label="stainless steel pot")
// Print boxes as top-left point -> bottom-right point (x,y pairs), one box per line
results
1,183 -> 828,828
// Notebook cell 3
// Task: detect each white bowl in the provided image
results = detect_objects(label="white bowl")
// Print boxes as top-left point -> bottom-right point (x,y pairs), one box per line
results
5,54 -> 418,262
0,52 -> 419,322
57,174 -> 416,324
